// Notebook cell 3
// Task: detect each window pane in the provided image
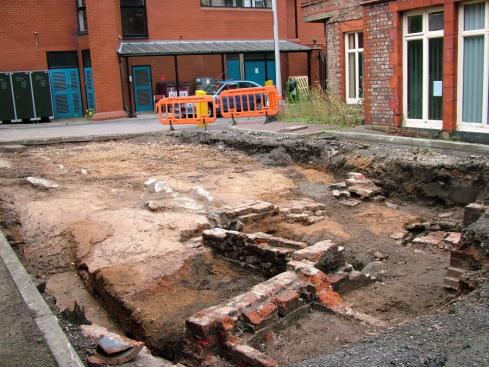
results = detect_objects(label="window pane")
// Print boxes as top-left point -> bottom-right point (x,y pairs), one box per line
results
428,38 -> 443,120
358,33 -> 364,49
47,52 -> 78,69
428,12 -> 444,31
348,34 -> 355,50
121,0 -> 145,6
408,15 -> 423,33
82,50 -> 91,67
462,36 -> 484,123
358,51 -> 364,99
348,53 -> 356,99
122,8 -> 147,36
407,39 -> 423,119
464,3 -> 485,31
78,10 -> 86,32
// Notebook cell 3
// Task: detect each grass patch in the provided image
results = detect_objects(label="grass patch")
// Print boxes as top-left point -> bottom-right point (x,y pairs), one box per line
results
279,87 -> 364,127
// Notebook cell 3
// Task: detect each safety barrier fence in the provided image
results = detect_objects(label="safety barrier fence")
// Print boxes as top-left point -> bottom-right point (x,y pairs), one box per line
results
155,86 -> 280,129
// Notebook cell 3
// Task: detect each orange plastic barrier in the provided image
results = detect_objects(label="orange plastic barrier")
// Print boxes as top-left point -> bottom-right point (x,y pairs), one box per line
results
156,95 -> 216,128
218,86 -> 280,119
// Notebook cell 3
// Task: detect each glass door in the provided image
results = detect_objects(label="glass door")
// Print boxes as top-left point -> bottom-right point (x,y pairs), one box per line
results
403,10 -> 444,129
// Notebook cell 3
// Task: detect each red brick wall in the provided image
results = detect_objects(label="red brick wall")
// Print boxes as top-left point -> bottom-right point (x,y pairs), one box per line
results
363,2 -> 394,126
0,0 -> 80,72
145,0 -> 323,44
0,0 -> 324,118
85,0 -> 127,119
302,0 -> 362,95
363,0 -> 458,130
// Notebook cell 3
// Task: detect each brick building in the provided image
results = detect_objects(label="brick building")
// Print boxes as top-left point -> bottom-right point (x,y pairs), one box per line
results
302,0 -> 489,140
0,0 -> 324,121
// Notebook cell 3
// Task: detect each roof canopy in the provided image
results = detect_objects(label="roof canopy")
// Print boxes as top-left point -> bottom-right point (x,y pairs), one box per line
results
118,40 -> 310,57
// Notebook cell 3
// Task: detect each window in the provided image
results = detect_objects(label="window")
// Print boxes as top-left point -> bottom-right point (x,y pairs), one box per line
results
121,0 -> 148,38
345,32 -> 364,104
403,10 -> 444,128
239,81 -> 257,88
458,1 -> 489,130
82,50 -> 91,67
47,51 -> 79,69
77,0 -> 87,33
200,0 -> 272,9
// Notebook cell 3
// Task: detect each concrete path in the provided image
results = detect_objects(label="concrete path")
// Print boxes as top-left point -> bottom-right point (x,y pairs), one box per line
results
231,121 -> 489,154
0,231 -> 84,367
0,256 -> 57,367
0,116 -> 167,145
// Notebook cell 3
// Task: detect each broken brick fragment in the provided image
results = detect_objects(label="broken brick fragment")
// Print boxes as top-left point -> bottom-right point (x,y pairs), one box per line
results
317,289 -> 343,309
186,313 -> 218,338
273,290 -> 302,315
243,301 -> 278,329
224,342 -> 278,367
218,316 -> 236,334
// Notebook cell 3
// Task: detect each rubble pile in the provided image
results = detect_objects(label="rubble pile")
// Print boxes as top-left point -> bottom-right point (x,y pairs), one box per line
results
393,212 -> 463,250
208,201 -> 279,230
330,172 -> 383,206
278,199 -> 327,225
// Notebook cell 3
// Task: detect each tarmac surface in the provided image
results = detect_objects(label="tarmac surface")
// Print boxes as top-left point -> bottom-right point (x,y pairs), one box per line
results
0,257 -> 56,367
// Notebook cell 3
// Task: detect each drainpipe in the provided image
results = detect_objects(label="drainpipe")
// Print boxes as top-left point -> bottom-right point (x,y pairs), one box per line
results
272,0 -> 282,97
125,56 -> 134,118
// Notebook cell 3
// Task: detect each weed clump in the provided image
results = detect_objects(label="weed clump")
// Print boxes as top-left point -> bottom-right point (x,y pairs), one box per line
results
279,87 -> 363,127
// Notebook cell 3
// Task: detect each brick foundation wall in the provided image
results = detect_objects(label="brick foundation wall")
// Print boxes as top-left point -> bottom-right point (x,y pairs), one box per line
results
363,2 -> 394,126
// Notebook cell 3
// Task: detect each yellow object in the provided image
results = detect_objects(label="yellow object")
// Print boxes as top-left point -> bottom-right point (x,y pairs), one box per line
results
195,90 -> 208,128
265,80 -> 274,87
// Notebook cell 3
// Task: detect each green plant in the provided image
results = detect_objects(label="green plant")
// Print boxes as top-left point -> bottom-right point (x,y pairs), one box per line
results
279,87 -> 364,127
85,108 -> 95,120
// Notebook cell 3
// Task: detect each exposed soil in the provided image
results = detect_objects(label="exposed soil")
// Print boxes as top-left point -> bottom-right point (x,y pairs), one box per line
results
252,309 -> 378,366
174,130 -> 489,206
0,135 -> 472,365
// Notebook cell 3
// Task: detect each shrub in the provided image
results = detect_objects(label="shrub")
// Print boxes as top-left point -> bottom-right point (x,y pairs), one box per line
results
279,87 -> 363,127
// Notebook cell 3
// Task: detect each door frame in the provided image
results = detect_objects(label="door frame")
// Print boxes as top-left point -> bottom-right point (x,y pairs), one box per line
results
402,8 -> 444,130
131,65 -> 153,113
83,66 -> 96,111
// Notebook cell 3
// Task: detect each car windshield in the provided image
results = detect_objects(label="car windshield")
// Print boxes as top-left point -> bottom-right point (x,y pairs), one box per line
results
203,82 -> 224,95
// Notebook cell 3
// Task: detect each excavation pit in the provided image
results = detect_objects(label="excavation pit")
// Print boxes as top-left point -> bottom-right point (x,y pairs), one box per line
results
0,134 -> 481,366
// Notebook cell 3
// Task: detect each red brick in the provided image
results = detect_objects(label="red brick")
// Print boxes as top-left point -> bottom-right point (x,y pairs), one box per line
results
225,342 -> 278,367
273,290 -> 302,315
243,302 -> 278,328
317,289 -> 343,309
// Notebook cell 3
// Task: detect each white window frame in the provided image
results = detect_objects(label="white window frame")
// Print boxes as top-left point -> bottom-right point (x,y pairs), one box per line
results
402,8 -> 444,130
457,0 -> 489,133
345,32 -> 364,104
77,0 -> 87,33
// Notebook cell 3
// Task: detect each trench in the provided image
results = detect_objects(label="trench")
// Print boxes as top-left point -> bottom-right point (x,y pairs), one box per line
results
0,134 -> 484,366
